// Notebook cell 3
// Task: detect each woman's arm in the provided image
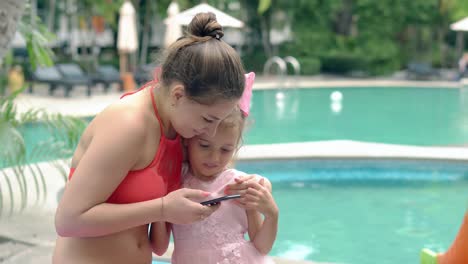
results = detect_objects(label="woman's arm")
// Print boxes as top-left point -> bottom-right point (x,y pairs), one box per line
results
55,109 -> 165,237
149,221 -> 171,256
55,108 -> 217,237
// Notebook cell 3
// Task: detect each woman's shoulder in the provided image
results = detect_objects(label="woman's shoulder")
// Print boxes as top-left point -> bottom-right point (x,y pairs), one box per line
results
85,99 -> 160,157
96,98 -> 155,138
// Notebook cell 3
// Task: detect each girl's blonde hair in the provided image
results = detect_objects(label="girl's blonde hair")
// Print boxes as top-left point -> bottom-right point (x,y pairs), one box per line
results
218,107 -> 249,168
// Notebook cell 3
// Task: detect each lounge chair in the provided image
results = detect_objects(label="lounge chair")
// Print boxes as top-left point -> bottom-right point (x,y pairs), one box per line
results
55,63 -> 93,97
90,65 -> 123,92
29,66 -> 68,96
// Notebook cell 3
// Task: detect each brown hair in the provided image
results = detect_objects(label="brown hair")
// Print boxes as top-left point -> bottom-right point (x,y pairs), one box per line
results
160,12 -> 245,104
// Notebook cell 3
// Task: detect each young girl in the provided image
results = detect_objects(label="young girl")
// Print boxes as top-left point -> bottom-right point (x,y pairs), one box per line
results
152,72 -> 279,263
53,13 -> 246,264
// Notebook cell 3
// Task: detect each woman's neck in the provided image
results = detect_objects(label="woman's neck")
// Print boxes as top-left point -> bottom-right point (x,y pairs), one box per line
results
151,86 -> 176,139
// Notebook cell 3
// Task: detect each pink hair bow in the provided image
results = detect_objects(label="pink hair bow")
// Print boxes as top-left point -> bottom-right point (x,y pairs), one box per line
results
239,72 -> 255,117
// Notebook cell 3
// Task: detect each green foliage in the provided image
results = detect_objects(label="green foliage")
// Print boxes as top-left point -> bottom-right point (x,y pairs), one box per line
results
451,0 -> 468,20
0,87 -> 86,215
258,0 -> 271,15
18,3 -> 55,70
273,0 -> 466,76
241,46 -> 268,73
0,1 -> 86,215
320,53 -> 366,74
0,51 -> 13,95
298,57 -> 321,75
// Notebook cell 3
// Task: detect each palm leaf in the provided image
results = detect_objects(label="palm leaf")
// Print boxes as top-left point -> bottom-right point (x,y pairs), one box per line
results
0,93 -> 86,215
0,170 -> 15,216
0,0 -> 84,215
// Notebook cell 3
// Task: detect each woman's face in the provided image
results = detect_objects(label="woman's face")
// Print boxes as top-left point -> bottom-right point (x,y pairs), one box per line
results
170,88 -> 238,139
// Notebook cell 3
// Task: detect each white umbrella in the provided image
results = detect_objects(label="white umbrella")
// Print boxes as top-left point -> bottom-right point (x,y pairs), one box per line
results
451,17 -> 468,63
164,1 -> 183,48
164,3 -> 244,28
118,1 -> 138,52
451,17 -> 468,32
117,1 -> 138,73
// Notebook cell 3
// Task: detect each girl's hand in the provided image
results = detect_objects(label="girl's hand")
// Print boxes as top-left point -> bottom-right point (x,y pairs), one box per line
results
163,188 -> 219,224
237,178 -> 279,219
224,174 -> 259,195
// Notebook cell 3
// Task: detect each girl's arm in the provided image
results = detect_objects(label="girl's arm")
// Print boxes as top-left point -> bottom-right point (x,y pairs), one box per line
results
149,221 -> 171,256
244,178 -> 279,255
245,210 -> 263,242
246,209 -> 262,241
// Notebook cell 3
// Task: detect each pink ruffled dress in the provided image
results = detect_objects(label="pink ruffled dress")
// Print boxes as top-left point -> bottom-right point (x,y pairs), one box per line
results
171,168 -> 275,264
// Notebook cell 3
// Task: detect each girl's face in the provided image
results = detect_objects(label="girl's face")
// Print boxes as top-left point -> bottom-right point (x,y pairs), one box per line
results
186,125 -> 240,180
169,86 -> 238,139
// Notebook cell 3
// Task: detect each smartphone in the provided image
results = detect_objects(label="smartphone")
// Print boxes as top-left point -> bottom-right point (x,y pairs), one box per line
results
200,194 -> 241,206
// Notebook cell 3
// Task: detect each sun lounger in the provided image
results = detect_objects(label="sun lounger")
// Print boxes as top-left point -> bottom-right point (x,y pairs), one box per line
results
29,66 -> 69,96
90,65 -> 123,92
55,63 -> 93,97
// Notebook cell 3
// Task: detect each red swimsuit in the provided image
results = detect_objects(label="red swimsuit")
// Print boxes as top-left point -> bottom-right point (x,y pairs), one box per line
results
69,85 -> 183,204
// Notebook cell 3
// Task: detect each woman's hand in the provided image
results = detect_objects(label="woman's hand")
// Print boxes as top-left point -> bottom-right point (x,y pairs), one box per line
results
162,188 -> 219,224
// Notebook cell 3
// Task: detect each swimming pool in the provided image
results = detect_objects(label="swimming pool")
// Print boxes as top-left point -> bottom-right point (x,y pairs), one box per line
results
152,260 -> 168,264
10,86 -> 468,167
247,87 -> 468,146
236,159 -> 468,264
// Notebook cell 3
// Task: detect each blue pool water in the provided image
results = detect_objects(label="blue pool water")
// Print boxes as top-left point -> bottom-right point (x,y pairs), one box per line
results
247,87 -> 468,146
236,159 -> 468,264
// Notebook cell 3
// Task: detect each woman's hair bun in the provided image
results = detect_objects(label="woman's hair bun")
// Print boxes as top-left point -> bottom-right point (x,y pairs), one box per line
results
188,12 -> 224,40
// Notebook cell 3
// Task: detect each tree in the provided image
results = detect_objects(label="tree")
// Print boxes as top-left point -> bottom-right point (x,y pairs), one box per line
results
0,0 -> 26,62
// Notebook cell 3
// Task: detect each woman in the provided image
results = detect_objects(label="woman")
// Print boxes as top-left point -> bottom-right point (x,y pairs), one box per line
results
53,12 -> 246,264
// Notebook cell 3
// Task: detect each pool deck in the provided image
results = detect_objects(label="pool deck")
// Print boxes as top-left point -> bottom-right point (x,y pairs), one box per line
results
3,76 -> 468,264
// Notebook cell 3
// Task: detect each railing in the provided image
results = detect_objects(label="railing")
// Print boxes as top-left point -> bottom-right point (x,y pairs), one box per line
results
263,56 -> 301,118
283,56 -> 301,76
263,56 -> 301,84
263,56 -> 287,77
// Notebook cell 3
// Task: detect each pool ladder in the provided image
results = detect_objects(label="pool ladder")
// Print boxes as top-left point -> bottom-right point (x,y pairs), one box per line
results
263,56 -> 301,79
